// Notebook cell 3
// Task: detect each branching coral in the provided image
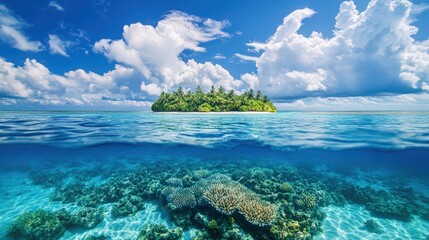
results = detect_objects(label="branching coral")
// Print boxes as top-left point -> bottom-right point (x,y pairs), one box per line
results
163,177 -> 197,209
203,183 -> 244,215
162,174 -> 279,226
203,180 -> 278,226
190,179 -> 209,205
192,169 -> 210,179
238,198 -> 278,226
165,178 -> 183,188
167,188 -> 196,209
161,186 -> 178,198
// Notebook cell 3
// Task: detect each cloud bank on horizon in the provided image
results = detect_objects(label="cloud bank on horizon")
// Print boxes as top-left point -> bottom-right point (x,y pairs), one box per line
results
0,0 -> 428,110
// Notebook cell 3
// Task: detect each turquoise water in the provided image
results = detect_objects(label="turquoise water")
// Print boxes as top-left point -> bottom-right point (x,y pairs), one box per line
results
0,111 -> 428,239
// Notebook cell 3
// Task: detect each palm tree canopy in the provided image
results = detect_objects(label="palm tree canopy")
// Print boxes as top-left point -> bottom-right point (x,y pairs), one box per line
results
151,86 -> 277,112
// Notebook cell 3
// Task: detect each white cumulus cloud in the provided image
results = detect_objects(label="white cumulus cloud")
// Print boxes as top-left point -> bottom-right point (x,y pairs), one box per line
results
0,57 -> 151,108
241,0 -> 429,99
93,11 -> 247,94
141,82 -> 162,96
0,11 -> 257,109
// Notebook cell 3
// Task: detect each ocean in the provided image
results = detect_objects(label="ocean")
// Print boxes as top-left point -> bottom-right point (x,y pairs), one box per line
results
0,111 -> 428,240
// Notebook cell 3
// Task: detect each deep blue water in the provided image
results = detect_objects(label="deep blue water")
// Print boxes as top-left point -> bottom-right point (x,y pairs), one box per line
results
0,111 -> 428,240
1,111 -> 429,174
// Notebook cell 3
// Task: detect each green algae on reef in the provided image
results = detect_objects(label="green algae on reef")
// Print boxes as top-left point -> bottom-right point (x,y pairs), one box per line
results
8,210 -> 65,240
5,157 -> 429,240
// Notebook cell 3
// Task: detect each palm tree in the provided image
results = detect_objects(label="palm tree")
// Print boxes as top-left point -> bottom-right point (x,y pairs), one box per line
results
248,89 -> 255,99
210,85 -> 216,95
228,89 -> 235,98
176,87 -> 184,98
263,95 -> 269,103
218,86 -> 225,95
256,90 -> 262,100
195,86 -> 204,95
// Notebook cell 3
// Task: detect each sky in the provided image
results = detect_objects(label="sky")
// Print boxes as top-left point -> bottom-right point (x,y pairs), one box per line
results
0,0 -> 428,110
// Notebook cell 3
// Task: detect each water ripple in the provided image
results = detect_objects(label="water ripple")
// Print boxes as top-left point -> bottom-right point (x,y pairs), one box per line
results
1,111 -> 429,150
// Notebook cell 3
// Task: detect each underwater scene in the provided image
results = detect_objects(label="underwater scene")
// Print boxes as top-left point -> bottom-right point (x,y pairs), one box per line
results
1,111 -> 429,240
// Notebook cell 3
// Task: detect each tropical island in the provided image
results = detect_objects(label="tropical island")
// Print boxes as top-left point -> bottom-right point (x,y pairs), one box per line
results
151,86 -> 277,112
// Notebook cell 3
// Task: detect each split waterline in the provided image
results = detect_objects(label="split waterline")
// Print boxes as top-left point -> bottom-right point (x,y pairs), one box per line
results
0,111 -> 428,239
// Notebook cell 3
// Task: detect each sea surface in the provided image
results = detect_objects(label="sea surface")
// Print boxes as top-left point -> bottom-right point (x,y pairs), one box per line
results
0,111 -> 428,240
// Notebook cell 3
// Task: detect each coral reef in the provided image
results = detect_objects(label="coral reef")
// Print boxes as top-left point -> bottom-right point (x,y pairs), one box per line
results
7,210 -> 65,240
238,198 -> 278,226
137,224 -> 183,240
72,207 -> 104,228
364,219 -> 384,234
279,182 -> 294,192
165,178 -> 183,188
161,174 -> 279,227
8,207 -> 104,240
269,220 -> 312,239
366,201 -> 412,221
166,187 -> 196,209
51,182 -> 92,205
204,183 -> 244,215
192,169 -> 210,179
340,184 -> 414,221
29,170 -> 67,188
112,195 -> 145,217
16,157 -> 429,240
294,193 -> 317,210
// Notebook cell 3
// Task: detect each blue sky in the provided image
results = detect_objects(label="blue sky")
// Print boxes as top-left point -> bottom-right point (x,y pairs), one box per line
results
0,0 -> 429,110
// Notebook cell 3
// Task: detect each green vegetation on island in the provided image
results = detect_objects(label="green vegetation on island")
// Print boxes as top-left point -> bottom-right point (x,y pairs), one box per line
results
151,86 -> 277,112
